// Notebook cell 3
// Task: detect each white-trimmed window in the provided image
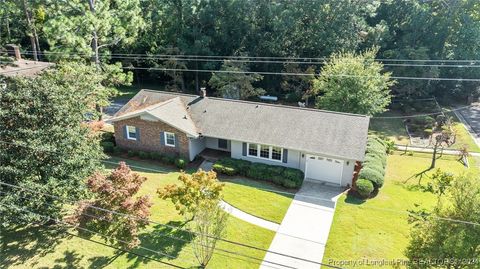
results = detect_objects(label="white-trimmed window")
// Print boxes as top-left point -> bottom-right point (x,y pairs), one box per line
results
260,145 -> 270,158
271,146 -> 282,161
164,132 -> 176,147
248,143 -> 258,156
126,126 -> 137,140
247,143 -> 283,162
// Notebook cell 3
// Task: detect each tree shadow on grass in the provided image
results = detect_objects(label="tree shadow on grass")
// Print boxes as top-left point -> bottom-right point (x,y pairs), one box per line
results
49,250 -> 84,269
122,220 -> 193,269
0,224 -> 69,268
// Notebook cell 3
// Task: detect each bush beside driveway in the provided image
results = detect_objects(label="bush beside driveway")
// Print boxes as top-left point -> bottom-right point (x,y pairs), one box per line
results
322,152 -> 478,267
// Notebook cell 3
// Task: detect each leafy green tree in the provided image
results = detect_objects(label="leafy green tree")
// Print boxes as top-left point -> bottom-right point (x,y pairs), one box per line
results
45,62 -> 132,117
68,162 -> 152,249
209,60 -> 264,99
158,169 -> 224,220
280,63 -> 315,102
43,0 -> 144,64
405,174 -> 480,268
0,75 -> 104,225
311,48 -> 395,115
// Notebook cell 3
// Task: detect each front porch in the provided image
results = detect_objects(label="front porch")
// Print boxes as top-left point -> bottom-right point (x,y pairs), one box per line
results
198,148 -> 231,162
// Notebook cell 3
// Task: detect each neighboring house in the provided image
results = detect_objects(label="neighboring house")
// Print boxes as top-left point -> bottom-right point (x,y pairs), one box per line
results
108,89 -> 370,187
0,45 -> 53,77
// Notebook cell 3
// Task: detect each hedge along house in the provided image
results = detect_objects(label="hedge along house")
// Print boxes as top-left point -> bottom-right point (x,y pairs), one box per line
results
108,90 -> 370,187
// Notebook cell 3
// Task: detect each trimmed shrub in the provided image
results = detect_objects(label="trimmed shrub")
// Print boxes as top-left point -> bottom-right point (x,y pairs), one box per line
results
212,158 -> 304,189
150,152 -> 163,161
138,151 -> 149,159
363,155 -> 386,170
235,159 -> 251,176
112,146 -> 123,155
175,158 -> 186,169
101,132 -> 115,143
127,150 -> 137,157
162,155 -> 175,164
358,167 -> 384,188
247,163 -> 270,180
281,179 -> 298,188
100,141 -> 114,153
356,179 -> 374,198
283,168 -> 304,188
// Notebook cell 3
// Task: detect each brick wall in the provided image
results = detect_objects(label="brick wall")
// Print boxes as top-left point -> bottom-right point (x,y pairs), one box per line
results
114,117 -> 190,159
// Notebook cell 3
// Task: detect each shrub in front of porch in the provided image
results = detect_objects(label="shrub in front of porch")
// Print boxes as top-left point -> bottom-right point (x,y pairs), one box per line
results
213,158 -> 304,188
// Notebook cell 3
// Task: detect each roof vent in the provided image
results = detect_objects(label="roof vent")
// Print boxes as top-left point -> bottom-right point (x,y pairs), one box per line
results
200,87 -> 207,98
183,115 -> 187,119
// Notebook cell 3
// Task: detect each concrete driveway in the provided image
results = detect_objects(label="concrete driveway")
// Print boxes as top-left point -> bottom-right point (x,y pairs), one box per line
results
260,181 -> 344,269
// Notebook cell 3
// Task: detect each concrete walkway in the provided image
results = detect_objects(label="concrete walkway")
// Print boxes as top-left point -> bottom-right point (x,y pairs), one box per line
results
395,144 -> 480,157
198,160 -> 214,171
219,201 -> 280,231
260,181 -> 344,269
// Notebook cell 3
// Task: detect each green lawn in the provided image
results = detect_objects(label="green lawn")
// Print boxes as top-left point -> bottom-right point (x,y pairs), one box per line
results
445,111 -> 480,152
369,109 -> 480,152
221,176 -> 294,224
323,152 -> 478,268
369,111 -> 409,145
1,157 -> 277,268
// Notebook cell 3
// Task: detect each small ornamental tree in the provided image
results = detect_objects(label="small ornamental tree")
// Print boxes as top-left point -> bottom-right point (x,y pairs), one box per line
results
192,202 -> 229,268
429,117 -> 456,169
158,169 -> 224,220
69,162 -> 152,249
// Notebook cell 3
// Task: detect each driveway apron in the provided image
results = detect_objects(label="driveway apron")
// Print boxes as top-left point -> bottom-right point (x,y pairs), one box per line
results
260,181 -> 343,269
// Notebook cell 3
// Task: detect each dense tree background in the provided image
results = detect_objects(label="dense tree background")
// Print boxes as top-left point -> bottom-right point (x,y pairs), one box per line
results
2,0 -> 480,103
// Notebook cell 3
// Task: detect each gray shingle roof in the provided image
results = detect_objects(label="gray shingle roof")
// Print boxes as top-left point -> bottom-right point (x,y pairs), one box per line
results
113,90 -> 370,161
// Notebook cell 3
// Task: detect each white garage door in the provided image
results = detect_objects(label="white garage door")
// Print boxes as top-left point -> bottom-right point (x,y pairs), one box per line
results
305,155 -> 344,185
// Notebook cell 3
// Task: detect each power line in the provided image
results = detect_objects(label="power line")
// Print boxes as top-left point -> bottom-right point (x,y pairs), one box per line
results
1,140 -> 480,228
0,200 -> 187,269
1,157 -> 480,228
20,50 -> 480,64
3,58 -> 480,81
0,189 -> 289,269
0,180 -> 343,269
121,66 -> 480,82
20,51 -> 480,68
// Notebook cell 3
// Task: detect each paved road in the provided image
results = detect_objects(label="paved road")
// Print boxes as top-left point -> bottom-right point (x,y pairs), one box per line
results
103,98 -> 129,119
456,104 -> 480,148
260,181 -> 344,269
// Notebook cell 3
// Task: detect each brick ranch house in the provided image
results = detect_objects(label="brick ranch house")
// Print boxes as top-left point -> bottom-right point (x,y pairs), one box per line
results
108,90 -> 370,187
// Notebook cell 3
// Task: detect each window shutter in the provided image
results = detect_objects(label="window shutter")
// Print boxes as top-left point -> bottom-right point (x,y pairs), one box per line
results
174,134 -> 179,150
136,127 -> 140,142
282,149 -> 288,163
242,142 -> 247,156
160,132 -> 165,145
123,125 -> 127,139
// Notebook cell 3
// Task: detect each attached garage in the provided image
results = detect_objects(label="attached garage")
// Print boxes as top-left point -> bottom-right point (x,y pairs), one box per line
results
305,155 -> 344,185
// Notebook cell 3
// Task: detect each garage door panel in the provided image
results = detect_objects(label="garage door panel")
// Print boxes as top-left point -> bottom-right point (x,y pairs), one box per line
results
306,155 -> 343,185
